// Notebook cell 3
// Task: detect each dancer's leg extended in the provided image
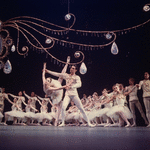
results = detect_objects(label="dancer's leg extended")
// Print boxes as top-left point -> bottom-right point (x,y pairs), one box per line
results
58,56 -> 70,84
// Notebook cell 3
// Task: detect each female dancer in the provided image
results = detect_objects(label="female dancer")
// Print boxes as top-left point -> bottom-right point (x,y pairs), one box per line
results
43,56 -> 72,126
35,99 -> 53,126
23,99 -> 38,125
4,97 -> 23,125
8,91 -> 25,124
137,72 -> 150,127
105,84 -> 132,127
94,89 -> 114,126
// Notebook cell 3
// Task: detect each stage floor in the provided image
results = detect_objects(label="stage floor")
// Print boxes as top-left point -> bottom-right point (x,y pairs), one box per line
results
0,125 -> 150,150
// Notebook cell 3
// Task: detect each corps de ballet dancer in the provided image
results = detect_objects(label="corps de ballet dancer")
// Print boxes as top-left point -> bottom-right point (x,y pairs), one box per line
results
34,99 -> 53,126
137,72 -> 150,127
4,97 -> 24,125
22,98 -> 38,125
0,88 -> 8,124
124,78 -> 148,127
23,91 -> 39,124
8,91 -> 25,124
104,84 -> 133,127
42,56 -> 72,126
45,65 -> 95,127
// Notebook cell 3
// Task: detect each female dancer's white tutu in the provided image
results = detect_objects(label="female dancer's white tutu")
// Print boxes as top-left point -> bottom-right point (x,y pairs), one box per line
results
106,105 -> 133,119
35,112 -> 53,122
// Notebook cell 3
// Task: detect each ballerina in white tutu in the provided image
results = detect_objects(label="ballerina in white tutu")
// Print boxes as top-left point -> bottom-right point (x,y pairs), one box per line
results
4,97 -> 23,125
92,89 -> 113,126
23,99 -> 38,125
43,56 -> 70,126
8,91 -> 25,124
104,84 -> 132,127
34,99 -> 54,126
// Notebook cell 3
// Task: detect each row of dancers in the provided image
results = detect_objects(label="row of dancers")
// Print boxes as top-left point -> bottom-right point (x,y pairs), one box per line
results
0,56 -> 150,127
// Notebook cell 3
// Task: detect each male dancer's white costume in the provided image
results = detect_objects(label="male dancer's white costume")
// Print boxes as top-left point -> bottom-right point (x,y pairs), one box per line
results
138,79 -> 150,127
46,67 -> 94,127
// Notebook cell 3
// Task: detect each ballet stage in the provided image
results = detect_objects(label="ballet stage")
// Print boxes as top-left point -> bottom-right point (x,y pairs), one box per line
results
0,126 -> 150,150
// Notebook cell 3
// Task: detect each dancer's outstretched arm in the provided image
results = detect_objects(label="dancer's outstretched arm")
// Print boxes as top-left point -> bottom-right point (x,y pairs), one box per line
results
6,97 -> 14,105
23,91 -> 30,99
8,93 -> 18,98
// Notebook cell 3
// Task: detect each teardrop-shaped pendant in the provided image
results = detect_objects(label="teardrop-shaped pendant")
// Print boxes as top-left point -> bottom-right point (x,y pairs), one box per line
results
111,42 -> 119,55
3,60 -> 12,74
80,62 -> 87,74
11,45 -> 15,52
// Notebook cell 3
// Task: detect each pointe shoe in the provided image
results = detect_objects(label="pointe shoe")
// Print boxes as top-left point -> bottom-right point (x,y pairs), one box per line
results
104,123 -> 111,127
21,123 -> 26,126
131,123 -> 137,127
146,124 -> 150,128
88,123 -> 95,127
80,124 -> 87,127
145,121 -> 149,125
3,123 -> 7,126
59,123 -> 65,127
110,123 -> 119,127
125,124 -> 131,128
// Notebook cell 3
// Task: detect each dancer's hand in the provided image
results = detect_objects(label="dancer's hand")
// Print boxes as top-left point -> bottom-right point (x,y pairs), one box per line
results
67,56 -> 70,63
43,62 -> 46,69
65,85 -> 71,90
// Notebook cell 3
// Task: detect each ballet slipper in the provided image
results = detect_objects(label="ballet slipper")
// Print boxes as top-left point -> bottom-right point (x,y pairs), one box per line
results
3,123 -> 7,126
80,123 -> 87,127
88,123 -> 95,127
146,124 -> 150,128
104,123 -> 111,127
59,123 -> 65,127
125,124 -> 131,128
131,123 -> 137,127
145,121 -> 149,125
20,123 -> 26,126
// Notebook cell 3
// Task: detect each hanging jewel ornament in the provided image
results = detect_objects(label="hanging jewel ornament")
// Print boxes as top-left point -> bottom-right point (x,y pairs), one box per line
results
143,5 -> 150,12
11,45 -> 15,52
22,46 -> 29,52
74,51 -> 80,58
65,14 -> 71,21
3,60 -> 12,74
45,38 -> 52,44
105,32 -> 112,40
80,62 -> 87,74
111,42 -> 119,55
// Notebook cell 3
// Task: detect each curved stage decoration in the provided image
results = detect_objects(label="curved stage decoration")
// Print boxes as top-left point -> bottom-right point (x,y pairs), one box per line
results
0,4 -> 150,74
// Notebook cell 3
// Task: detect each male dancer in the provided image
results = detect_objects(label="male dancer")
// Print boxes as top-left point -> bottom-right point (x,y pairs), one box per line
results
138,72 -> 150,127
45,65 -> 95,127
125,78 -> 148,127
